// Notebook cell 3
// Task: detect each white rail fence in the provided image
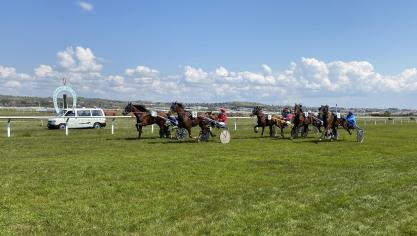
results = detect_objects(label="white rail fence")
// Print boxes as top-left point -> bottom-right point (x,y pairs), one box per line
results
0,116 -> 416,138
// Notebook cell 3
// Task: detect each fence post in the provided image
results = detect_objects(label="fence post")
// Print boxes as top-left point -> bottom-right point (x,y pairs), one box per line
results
65,118 -> 69,136
151,124 -> 154,133
234,118 -> 237,131
393,119 -> 395,125
385,119 -> 387,125
111,118 -> 115,135
7,118 -> 11,137
374,120 -> 376,125
401,119 -> 403,125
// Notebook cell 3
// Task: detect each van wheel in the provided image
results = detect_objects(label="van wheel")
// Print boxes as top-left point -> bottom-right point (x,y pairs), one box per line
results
59,124 -> 66,129
93,123 -> 101,129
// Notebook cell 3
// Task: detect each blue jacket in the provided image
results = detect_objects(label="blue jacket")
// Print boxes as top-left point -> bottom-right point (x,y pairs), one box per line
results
346,114 -> 356,127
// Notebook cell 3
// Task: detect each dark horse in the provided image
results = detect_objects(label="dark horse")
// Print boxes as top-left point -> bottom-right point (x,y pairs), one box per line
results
170,102 -> 213,140
252,106 -> 287,138
318,105 -> 338,140
122,103 -> 170,139
291,104 -> 327,138
291,104 -> 310,139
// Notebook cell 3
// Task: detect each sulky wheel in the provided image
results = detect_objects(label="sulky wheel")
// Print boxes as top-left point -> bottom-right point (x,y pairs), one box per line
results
219,129 -> 231,144
198,131 -> 211,142
176,128 -> 187,141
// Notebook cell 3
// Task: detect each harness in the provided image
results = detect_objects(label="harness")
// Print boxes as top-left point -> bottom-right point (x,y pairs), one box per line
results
311,115 -> 324,125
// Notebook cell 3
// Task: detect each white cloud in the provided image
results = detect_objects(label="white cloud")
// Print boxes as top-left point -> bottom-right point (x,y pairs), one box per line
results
34,65 -> 54,77
215,66 -> 229,77
3,47 -> 417,107
57,47 -> 102,73
262,64 -> 272,75
125,66 -> 159,77
184,66 -> 208,83
4,80 -> 21,88
77,1 -> 94,12
0,66 -> 17,78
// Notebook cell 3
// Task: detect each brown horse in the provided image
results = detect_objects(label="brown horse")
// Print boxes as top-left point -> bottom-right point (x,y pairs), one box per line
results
122,103 -> 170,139
252,106 -> 288,138
291,104 -> 310,139
169,102 -> 213,139
336,117 -> 355,135
318,105 -> 338,140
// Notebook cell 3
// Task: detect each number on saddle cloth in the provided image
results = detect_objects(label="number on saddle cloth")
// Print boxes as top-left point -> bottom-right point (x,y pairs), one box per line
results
151,111 -> 157,117
192,111 -> 198,118
267,114 -> 272,121
337,113 -> 341,119
304,112 -> 309,117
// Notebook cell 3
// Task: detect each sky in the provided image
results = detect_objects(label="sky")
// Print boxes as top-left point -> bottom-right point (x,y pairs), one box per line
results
1,0 -> 417,108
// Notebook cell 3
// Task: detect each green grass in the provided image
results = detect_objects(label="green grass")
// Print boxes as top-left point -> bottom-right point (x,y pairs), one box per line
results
1,117 -> 417,235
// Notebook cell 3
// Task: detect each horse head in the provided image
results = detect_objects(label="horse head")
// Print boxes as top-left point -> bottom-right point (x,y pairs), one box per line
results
294,103 -> 303,114
318,105 -> 329,120
251,106 -> 262,116
170,102 -> 177,113
122,102 -> 133,115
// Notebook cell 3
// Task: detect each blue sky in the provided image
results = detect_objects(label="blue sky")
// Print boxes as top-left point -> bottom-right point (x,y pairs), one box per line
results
1,0 -> 417,108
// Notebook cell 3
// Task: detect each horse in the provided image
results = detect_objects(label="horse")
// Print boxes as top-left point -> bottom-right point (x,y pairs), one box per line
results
318,105 -> 338,140
169,102 -> 213,140
291,104 -> 310,139
251,106 -> 288,138
336,117 -> 355,135
122,103 -> 170,140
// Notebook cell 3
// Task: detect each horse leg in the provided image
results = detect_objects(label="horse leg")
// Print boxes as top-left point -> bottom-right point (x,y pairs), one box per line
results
210,128 -> 215,137
261,126 -> 265,136
254,125 -> 259,133
333,127 -> 338,140
187,127 -> 195,139
281,126 -> 284,138
137,125 -> 143,139
320,129 -> 326,140
303,125 -> 309,138
269,125 -> 273,137
290,127 -> 295,139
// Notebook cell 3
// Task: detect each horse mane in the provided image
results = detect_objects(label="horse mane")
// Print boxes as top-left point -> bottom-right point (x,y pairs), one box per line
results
176,102 -> 185,109
133,104 -> 149,112
294,103 -> 303,113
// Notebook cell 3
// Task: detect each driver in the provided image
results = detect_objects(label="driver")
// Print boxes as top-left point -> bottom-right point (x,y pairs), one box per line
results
217,108 -> 228,127
346,111 -> 357,129
282,107 -> 290,119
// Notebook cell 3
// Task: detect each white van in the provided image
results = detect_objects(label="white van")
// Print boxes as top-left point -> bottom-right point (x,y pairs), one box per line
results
48,108 -> 106,129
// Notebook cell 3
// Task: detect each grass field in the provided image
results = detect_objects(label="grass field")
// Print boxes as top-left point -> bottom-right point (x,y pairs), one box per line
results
1,115 -> 417,235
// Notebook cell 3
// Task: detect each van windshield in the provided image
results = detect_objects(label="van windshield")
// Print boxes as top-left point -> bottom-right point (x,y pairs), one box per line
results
58,110 -> 67,116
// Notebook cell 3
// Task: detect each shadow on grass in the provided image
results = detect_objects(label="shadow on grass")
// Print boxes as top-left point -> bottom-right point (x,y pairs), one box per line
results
232,136 -> 275,140
147,139 -> 200,144
106,136 -> 161,141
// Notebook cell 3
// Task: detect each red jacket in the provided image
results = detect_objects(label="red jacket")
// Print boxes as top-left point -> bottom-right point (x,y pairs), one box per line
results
217,113 -> 228,123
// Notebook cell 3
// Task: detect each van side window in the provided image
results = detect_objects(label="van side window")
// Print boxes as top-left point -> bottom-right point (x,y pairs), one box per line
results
65,111 -> 75,116
77,110 -> 91,116
92,110 -> 103,116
